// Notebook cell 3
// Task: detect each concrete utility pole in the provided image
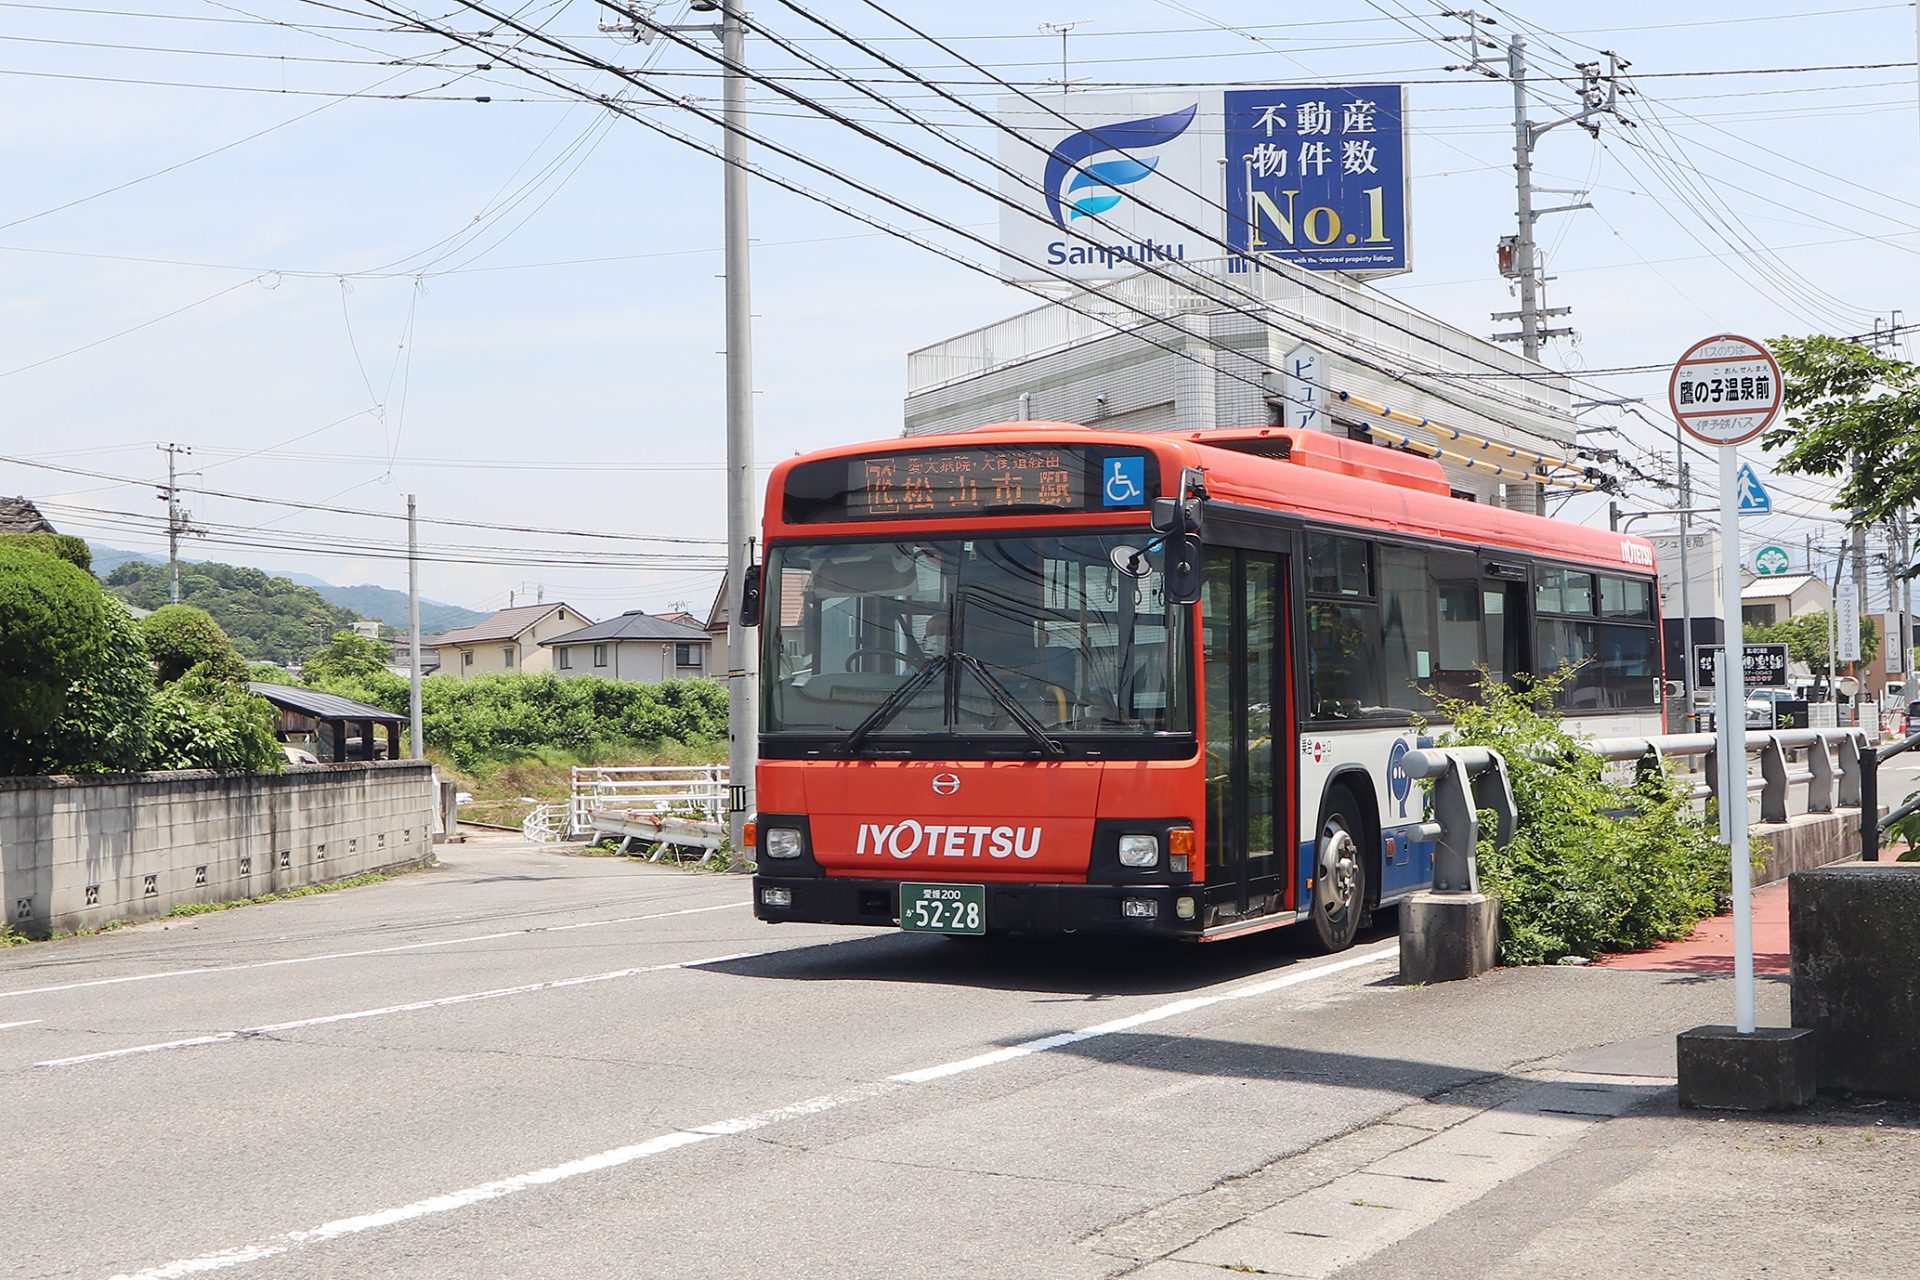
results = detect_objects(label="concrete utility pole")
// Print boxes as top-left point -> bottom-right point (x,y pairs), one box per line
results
157,442 -> 191,604
718,0 -> 759,866
408,493 -> 423,760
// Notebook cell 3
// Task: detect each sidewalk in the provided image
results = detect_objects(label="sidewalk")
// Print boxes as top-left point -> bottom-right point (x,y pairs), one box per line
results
1111,883 -> 1920,1279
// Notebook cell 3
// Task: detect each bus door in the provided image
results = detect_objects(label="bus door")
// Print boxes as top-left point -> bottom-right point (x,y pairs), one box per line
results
1200,548 -> 1292,925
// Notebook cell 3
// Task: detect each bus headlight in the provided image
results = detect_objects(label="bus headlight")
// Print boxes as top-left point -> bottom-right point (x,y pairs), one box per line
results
764,827 -> 804,859
1118,834 -> 1160,868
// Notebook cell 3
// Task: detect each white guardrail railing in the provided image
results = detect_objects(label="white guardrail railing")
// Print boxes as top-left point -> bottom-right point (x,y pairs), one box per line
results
557,765 -> 730,841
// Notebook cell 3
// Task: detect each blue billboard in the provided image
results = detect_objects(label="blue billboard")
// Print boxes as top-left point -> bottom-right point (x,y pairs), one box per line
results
1223,85 -> 1408,273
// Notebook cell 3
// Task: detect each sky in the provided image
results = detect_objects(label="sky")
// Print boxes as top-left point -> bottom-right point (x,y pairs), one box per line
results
4,0 -> 1919,620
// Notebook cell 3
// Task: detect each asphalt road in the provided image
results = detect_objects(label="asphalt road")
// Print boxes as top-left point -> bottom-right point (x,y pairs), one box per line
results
0,834 -> 1798,1280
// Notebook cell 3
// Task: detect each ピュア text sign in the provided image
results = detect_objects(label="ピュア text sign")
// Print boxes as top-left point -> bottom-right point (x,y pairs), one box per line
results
1668,334 -> 1784,446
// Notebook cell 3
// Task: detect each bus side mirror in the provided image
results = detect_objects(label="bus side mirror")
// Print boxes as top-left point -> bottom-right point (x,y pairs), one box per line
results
1150,497 -> 1180,535
738,562 -> 763,628
1164,536 -> 1202,606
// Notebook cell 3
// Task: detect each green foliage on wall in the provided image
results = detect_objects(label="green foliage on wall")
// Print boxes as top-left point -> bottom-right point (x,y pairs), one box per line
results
0,541 -> 109,774
1430,670 -> 1732,966
0,532 -> 93,572
141,604 -> 240,684
304,671 -> 728,769
146,669 -> 284,772
40,597 -> 154,774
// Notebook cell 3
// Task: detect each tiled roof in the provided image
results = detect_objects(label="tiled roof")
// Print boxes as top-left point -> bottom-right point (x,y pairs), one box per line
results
1742,574 -> 1820,600
0,496 -> 55,534
539,610 -> 712,646
422,603 -> 588,647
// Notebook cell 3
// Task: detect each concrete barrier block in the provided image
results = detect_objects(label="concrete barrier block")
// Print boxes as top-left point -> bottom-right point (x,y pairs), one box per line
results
1790,863 -> 1920,1099
1677,1025 -> 1817,1110
1399,892 -> 1500,984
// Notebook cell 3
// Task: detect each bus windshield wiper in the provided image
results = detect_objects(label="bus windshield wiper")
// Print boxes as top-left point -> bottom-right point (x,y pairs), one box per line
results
840,654 -> 950,755
955,652 -> 1067,758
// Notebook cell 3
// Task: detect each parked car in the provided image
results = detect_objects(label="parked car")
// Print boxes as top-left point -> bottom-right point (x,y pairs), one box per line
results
1905,698 -> 1920,735
1747,688 -> 1798,728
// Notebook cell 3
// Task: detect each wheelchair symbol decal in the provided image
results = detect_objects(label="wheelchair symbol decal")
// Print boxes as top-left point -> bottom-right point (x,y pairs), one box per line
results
1103,456 -> 1146,506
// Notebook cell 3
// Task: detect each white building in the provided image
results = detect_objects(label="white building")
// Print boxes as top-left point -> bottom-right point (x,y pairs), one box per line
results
541,610 -> 713,683
902,257 -> 1579,512
421,603 -> 589,678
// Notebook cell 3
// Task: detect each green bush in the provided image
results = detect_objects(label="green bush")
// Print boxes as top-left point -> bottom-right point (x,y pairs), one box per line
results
0,532 -> 92,572
304,630 -> 392,684
408,673 -> 727,769
147,670 -> 284,772
40,597 -> 154,774
1430,670 -> 1729,966
142,604 -> 239,684
0,541 -> 109,774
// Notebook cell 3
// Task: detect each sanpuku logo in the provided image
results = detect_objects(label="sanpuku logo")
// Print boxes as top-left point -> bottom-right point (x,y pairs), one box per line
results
1040,105 -> 1197,271
931,773 -> 961,796
856,821 -> 1041,860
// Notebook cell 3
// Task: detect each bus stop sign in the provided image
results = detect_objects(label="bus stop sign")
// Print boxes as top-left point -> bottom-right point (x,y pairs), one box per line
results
1668,334 -> 1784,446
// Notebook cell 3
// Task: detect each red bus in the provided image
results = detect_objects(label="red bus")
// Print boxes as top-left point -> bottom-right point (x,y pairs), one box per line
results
747,422 -> 1660,949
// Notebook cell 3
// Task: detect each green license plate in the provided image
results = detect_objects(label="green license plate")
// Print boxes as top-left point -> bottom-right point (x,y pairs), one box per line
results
899,883 -> 986,935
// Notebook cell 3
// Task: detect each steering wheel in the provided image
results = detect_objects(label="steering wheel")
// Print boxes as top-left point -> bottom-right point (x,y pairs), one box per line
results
843,647 -> 912,672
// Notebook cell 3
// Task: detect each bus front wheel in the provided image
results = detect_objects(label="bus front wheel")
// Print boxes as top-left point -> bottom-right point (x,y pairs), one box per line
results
1309,790 -> 1369,953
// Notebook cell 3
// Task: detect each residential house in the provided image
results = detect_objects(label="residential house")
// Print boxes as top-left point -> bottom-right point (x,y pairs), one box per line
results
421,603 -> 589,678
541,610 -> 713,683
1740,574 -> 1830,628
0,496 -> 57,533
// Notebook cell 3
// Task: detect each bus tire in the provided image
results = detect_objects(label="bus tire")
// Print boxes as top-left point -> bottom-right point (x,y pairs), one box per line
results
1308,786 -> 1369,954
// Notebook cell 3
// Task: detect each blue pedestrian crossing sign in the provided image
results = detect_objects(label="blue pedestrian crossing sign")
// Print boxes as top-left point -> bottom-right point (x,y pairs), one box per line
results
1734,463 -> 1771,514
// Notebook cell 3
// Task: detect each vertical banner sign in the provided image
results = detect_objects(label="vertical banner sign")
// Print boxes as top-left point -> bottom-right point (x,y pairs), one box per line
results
1281,344 -> 1322,431
1669,333 -> 1785,1041
1225,85 -> 1409,274
1837,578 -> 1862,664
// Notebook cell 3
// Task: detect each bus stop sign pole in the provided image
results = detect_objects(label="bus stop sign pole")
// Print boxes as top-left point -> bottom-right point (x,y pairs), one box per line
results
1669,334 -> 1784,1036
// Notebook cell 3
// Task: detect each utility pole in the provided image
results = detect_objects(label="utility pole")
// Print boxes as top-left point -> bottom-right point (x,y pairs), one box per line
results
157,443 -> 192,604
408,493 -> 423,760
596,0 -> 757,865
1676,454 -> 1698,727
718,0 -> 759,868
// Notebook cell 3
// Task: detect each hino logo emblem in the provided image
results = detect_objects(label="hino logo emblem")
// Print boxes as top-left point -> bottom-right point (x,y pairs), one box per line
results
931,773 -> 961,796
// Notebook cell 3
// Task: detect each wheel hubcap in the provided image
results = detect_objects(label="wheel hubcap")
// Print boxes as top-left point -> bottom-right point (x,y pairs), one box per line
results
1317,825 -> 1359,918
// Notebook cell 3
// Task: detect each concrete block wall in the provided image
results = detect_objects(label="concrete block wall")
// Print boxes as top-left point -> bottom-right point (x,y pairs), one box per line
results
0,761 -> 435,938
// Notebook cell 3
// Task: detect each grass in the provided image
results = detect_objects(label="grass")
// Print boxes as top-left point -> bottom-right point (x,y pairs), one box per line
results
433,740 -> 725,829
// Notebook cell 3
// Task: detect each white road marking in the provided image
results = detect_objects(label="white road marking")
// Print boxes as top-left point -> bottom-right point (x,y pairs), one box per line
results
104,943 -> 1397,1279
0,1019 -> 42,1030
0,900 -> 747,1002
38,951 -> 765,1068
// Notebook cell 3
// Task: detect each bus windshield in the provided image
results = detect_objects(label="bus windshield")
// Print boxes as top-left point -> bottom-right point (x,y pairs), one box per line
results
762,534 -> 1192,752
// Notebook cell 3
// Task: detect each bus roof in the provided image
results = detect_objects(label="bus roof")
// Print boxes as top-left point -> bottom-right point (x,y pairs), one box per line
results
763,422 -> 1657,576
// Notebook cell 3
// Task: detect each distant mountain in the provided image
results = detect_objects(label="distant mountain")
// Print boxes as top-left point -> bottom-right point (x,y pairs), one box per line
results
319,583 -> 485,634
86,544 -> 486,634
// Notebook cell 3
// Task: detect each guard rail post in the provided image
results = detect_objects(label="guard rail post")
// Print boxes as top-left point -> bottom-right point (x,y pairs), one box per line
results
1397,747 -> 1516,984
1861,744 -> 1880,862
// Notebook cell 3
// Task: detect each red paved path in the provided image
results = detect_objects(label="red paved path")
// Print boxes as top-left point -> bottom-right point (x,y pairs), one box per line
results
1595,876 -> 1792,974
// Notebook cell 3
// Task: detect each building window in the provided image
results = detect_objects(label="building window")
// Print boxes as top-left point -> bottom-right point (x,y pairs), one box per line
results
504,646 -> 515,668
676,643 -> 700,667
594,643 -> 608,668
461,651 -> 473,668
558,648 -> 572,670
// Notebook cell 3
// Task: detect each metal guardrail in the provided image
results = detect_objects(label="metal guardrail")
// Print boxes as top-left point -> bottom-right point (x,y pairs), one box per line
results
1585,727 -> 1869,827
521,803 -> 568,843
566,765 -> 729,838
1401,748 -> 1516,895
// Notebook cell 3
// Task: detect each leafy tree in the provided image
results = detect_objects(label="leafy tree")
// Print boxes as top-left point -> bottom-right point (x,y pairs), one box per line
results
304,630 -> 392,683
0,532 -> 92,572
40,597 -> 155,774
106,559 -> 360,665
0,541 -> 108,774
141,604 -> 238,684
248,662 -> 296,683
146,670 -> 283,772
1763,335 -> 1920,529
1744,611 -> 1879,690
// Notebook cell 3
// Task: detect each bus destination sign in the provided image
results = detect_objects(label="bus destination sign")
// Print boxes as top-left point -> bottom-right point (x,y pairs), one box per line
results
784,446 -> 1157,523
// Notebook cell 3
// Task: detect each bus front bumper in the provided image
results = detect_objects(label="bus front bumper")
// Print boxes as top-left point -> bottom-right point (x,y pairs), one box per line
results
751,875 -> 1203,939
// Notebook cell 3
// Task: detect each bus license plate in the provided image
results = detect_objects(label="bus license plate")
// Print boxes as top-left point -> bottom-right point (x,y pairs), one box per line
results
899,883 -> 986,935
